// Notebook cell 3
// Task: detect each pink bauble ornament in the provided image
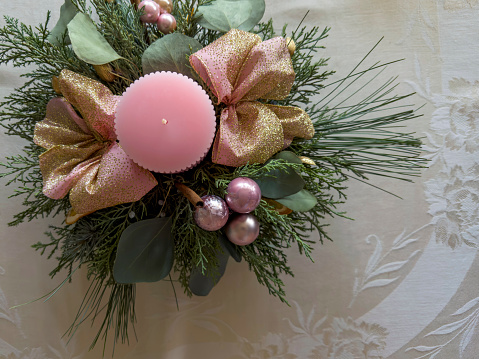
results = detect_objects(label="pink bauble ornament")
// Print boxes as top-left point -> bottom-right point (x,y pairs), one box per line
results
225,177 -> 261,213
225,214 -> 260,246
138,0 -> 160,23
157,13 -> 176,34
154,0 -> 173,13
194,195 -> 229,231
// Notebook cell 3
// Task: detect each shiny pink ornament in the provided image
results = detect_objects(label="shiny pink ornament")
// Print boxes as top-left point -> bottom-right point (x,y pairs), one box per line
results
225,177 -> 261,213
194,195 -> 229,231
157,13 -> 177,34
154,0 -> 174,13
225,214 -> 260,246
138,0 -> 160,23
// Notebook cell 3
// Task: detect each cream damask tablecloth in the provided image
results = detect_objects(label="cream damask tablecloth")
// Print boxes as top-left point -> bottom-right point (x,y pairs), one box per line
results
1,1 -> 478,358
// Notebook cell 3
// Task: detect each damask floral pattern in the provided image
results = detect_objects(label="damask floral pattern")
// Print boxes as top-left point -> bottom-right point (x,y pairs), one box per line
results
242,333 -> 297,359
7,348 -> 50,359
423,79 -> 479,249
350,233 -> 422,307
444,0 -> 479,10
407,296 -> 479,358
426,79 -> 479,169
309,318 -> 388,359
0,266 -> 82,358
425,169 -> 479,248
240,305 -> 388,359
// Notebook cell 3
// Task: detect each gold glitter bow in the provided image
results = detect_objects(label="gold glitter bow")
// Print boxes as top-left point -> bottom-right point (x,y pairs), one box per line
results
190,29 -> 314,167
34,70 -> 158,216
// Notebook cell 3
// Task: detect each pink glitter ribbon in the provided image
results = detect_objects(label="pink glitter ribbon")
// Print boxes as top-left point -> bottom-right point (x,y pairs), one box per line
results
190,29 -> 314,167
34,70 -> 158,215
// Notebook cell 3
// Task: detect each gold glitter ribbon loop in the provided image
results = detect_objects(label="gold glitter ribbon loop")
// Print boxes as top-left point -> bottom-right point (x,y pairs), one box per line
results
190,29 -> 314,167
58,70 -> 119,141
34,70 -> 157,215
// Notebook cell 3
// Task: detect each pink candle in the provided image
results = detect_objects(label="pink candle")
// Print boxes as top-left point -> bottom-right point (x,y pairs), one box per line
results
114,72 -> 216,173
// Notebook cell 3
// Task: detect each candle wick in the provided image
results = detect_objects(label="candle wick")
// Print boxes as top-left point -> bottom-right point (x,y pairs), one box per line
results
162,118 -> 168,125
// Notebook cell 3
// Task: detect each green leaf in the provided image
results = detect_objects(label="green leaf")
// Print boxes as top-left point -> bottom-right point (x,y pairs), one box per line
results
255,163 -> 305,199
218,233 -> 242,262
142,33 -> 202,77
235,0 -> 265,32
274,151 -> 303,164
113,218 -> 174,284
188,238 -> 230,296
276,189 -> 318,212
67,13 -> 122,65
197,0 -> 265,32
47,0 -> 78,46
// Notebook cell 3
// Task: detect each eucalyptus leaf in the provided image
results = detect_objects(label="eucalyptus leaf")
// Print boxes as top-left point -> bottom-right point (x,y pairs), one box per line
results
274,151 -> 303,164
218,233 -> 242,262
142,33 -> 202,77
235,0 -> 265,31
256,163 -> 305,199
197,0 -> 265,32
276,189 -> 318,212
67,13 -> 122,65
197,1 -> 250,32
47,0 -> 77,46
188,240 -> 230,296
113,217 -> 174,284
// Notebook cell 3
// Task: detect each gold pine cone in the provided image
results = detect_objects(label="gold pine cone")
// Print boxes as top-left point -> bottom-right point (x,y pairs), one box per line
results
66,208 -> 95,225
264,198 -> 293,215
52,76 -> 61,94
93,64 -> 116,83
299,156 -> 316,166
285,37 -> 296,56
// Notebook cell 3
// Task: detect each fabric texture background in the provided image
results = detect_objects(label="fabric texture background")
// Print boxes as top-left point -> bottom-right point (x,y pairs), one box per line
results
1,0 -> 478,358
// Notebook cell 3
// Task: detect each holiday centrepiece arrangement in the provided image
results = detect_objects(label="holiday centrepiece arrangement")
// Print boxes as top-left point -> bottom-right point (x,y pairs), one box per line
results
0,0 -> 425,350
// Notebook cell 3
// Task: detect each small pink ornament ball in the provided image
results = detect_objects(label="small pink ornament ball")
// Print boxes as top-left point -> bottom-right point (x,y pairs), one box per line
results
157,13 -> 177,34
138,0 -> 160,23
225,214 -> 260,246
154,0 -> 174,13
225,177 -> 261,213
194,195 -> 229,231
